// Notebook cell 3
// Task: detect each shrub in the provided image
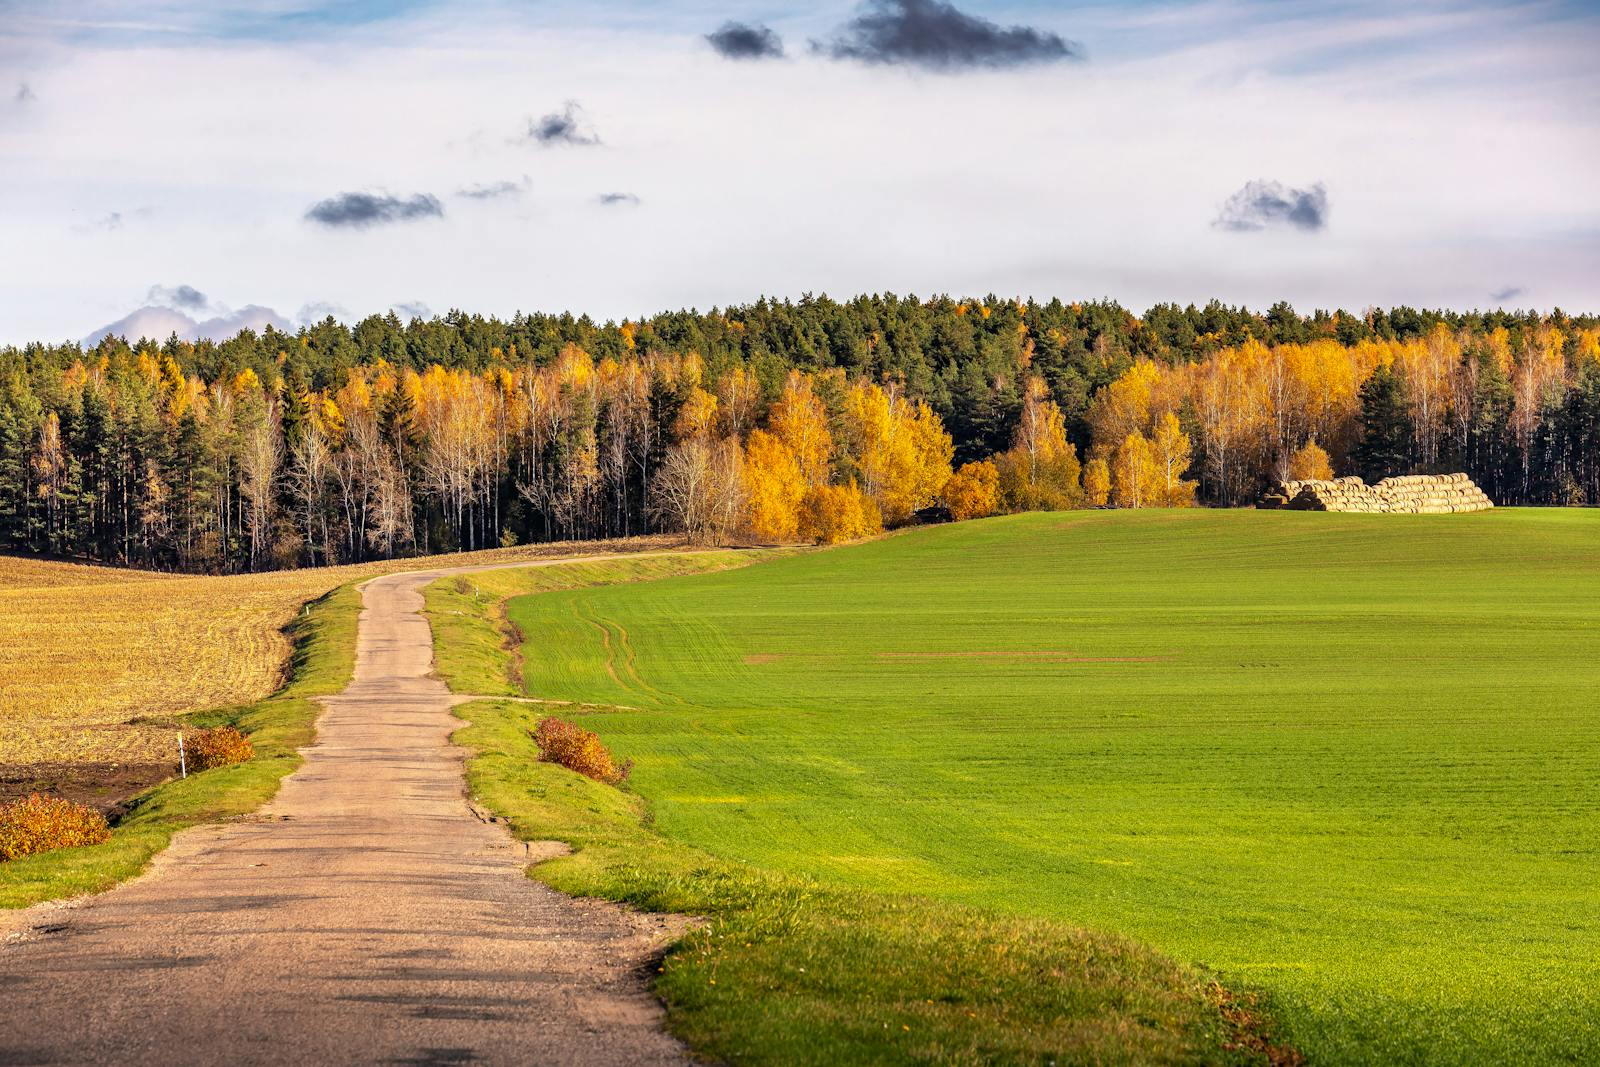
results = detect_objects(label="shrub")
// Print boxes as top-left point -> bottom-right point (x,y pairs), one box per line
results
0,794 -> 111,861
532,717 -> 632,785
185,726 -> 254,772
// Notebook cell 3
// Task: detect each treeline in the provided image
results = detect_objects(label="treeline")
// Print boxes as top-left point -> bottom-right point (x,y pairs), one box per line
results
0,295 -> 1595,571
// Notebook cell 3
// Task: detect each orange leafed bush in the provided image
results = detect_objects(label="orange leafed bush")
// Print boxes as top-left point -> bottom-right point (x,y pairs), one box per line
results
532,717 -> 632,785
0,793 -> 111,861
185,726 -> 255,772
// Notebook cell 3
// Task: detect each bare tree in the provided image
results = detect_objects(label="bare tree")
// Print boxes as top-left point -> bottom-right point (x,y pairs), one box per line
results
649,436 -> 745,544
239,404 -> 281,569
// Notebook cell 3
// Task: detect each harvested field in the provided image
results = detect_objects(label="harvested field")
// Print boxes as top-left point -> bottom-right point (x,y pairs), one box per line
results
0,538 -> 680,770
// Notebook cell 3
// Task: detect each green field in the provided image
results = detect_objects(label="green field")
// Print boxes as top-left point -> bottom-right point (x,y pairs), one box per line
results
504,510 -> 1600,1065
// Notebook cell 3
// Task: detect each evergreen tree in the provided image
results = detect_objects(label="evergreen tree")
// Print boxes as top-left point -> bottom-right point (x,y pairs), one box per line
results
1353,362 -> 1414,481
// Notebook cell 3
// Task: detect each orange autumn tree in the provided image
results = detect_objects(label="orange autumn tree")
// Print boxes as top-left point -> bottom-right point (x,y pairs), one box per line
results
797,481 -> 881,544
942,460 -> 1000,521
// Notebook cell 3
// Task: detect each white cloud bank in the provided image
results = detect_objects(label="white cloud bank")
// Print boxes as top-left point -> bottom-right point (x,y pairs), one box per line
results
1,0 -> 1597,345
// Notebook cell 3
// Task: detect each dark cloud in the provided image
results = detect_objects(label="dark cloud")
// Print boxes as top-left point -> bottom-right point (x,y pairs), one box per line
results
1490,286 -> 1525,303
304,192 -> 443,229
456,178 -> 528,201
15,82 -> 34,104
527,102 -> 600,147
707,21 -> 785,60
817,0 -> 1081,71
147,283 -> 209,310
1213,180 -> 1328,233
598,192 -> 641,206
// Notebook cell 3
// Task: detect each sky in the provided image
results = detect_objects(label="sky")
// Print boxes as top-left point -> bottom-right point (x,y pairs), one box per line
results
1,0 -> 1596,345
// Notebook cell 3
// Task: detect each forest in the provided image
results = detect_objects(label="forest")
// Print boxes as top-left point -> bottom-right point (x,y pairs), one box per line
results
1,294 -> 1597,572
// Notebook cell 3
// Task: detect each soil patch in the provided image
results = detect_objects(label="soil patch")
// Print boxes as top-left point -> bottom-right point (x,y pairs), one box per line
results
0,761 -> 173,815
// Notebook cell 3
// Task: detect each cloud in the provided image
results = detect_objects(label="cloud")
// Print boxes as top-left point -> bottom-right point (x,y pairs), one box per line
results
1213,180 -> 1328,233
598,192 -> 640,206
304,191 -> 443,228
15,82 -> 34,104
456,178 -> 528,201
1490,286 -> 1526,303
817,0 -> 1081,71
707,21 -> 784,60
392,301 -> 432,320
147,283 -> 209,310
85,303 -> 291,345
97,211 -> 124,230
527,102 -> 599,147
296,301 -> 350,324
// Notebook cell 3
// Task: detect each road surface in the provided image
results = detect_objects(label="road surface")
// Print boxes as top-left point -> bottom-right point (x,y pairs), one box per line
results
1,560 -> 688,1066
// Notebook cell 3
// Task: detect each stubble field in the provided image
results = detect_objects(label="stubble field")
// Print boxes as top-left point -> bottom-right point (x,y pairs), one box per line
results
0,537 -> 678,787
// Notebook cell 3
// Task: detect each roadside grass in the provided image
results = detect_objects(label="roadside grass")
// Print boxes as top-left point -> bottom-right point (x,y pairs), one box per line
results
455,696 -> 1287,1066
432,551 -> 1295,1065
488,509 -> 1600,1066
0,584 -> 360,909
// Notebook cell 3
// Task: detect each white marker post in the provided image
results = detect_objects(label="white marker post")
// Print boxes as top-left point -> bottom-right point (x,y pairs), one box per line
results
178,733 -> 187,779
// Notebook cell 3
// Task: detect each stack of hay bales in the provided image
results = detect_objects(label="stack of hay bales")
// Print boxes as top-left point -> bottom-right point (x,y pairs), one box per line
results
1263,473 -> 1492,513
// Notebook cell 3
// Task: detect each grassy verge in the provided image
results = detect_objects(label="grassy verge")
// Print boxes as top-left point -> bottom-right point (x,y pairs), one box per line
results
0,583 -> 361,909
431,555 -> 1295,1065
455,697 -> 1288,1066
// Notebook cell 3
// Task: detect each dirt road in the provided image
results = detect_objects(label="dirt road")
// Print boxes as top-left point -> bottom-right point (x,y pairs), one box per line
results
0,562 -> 688,1066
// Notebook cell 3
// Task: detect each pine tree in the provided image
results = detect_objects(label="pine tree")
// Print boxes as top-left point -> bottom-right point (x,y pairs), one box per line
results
1353,362 -> 1414,482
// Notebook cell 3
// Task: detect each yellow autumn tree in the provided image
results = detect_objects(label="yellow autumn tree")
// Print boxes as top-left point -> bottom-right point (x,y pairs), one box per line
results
797,481 -> 882,544
941,460 -> 1000,521
1111,431 -> 1160,508
1149,411 -> 1197,507
1287,440 -> 1333,481
996,379 -> 1082,511
742,429 -> 805,541
1082,458 -> 1110,507
768,371 -> 833,486
842,380 -> 953,525
675,386 -> 720,440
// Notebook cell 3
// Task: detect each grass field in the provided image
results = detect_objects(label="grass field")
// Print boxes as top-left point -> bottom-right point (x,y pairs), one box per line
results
497,510 -> 1600,1065
431,555 -> 1293,1065
0,537 -> 681,773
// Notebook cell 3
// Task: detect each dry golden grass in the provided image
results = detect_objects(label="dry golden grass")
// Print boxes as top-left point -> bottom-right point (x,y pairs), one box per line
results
0,537 -> 679,767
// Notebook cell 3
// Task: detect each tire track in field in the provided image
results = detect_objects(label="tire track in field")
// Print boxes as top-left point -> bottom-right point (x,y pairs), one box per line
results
571,600 -> 676,707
